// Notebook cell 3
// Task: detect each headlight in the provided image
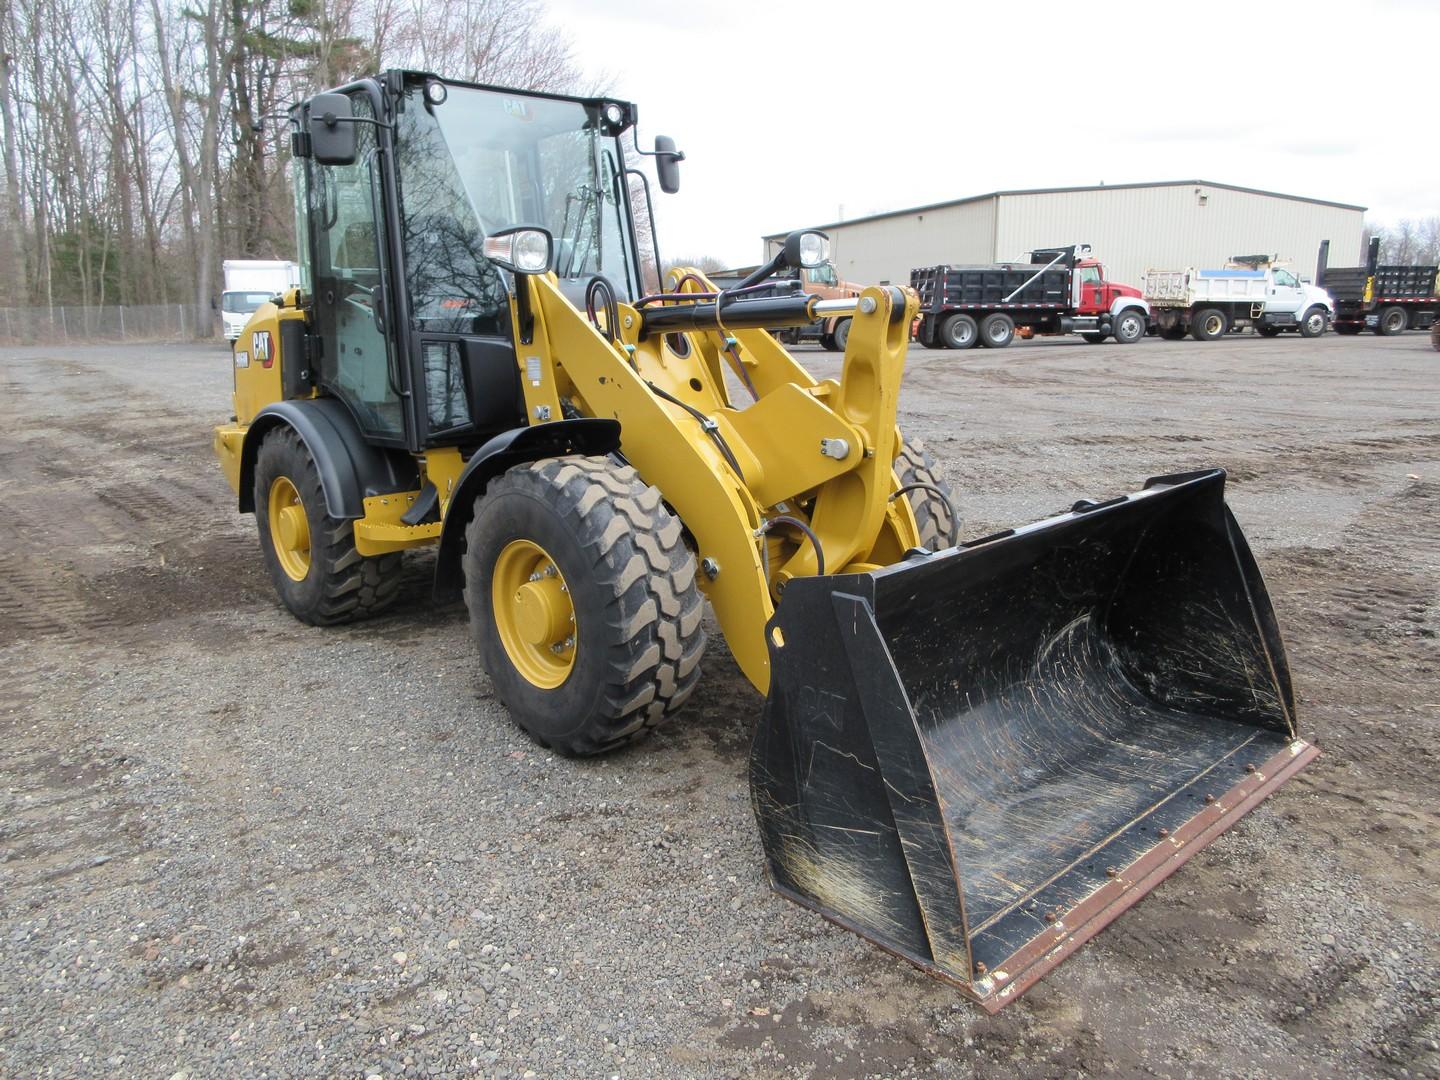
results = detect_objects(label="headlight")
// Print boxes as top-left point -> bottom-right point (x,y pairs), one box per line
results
483,227 -> 554,275
796,231 -> 830,269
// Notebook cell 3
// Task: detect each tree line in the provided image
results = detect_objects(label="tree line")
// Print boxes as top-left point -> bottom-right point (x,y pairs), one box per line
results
0,0 -> 588,325
1366,217 -> 1440,268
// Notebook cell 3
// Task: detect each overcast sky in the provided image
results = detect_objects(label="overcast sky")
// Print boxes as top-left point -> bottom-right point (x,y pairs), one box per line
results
544,0 -> 1438,268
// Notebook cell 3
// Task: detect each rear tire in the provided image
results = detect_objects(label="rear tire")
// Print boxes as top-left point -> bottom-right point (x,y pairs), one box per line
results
1112,308 -> 1146,344
253,427 -> 403,625
894,439 -> 956,551
831,317 -> 852,351
979,312 -> 1015,348
1160,323 -> 1187,340
940,313 -> 978,349
463,456 -> 706,756
1190,308 -> 1228,341
820,332 -> 838,351
1299,306 -> 1327,338
1377,306 -> 1408,336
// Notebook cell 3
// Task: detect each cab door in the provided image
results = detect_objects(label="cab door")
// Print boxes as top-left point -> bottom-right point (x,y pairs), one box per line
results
305,91 -> 409,447
1267,268 -> 1304,316
1076,263 -> 1103,314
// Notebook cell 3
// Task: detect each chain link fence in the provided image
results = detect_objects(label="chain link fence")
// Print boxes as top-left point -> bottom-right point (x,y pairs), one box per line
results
0,304 -> 218,345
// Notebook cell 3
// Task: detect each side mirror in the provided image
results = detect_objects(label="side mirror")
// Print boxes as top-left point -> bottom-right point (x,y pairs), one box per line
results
1300,276 -> 1311,285
483,226 -> 554,275
309,93 -> 358,166
654,136 -> 683,194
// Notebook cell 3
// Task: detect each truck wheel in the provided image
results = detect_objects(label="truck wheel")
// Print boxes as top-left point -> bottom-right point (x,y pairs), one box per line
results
940,313 -> 977,349
1190,308 -> 1228,341
1160,323 -> 1186,340
832,317 -> 852,351
463,455 -> 706,756
253,427 -> 403,625
979,312 -> 1015,348
894,439 -> 956,551
820,331 -> 839,351
1299,306 -> 1327,338
1377,306 -> 1408,336
1112,309 -> 1146,344
1334,322 -> 1362,335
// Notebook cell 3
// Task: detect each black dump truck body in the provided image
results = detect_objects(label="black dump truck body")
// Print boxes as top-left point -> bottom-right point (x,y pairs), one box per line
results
1317,238 -> 1440,335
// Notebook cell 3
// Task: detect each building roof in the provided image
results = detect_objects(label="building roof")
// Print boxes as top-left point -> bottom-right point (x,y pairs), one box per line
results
762,180 -> 1367,239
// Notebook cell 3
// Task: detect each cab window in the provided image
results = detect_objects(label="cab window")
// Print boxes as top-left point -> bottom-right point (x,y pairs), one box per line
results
806,264 -> 837,286
1077,265 -> 1101,288
1272,269 -> 1298,287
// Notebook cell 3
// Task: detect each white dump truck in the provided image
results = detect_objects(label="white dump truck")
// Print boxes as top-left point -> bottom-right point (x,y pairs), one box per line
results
221,260 -> 302,341
1144,257 -> 1333,340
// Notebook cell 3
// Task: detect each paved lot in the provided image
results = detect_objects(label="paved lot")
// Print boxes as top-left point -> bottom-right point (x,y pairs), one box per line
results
1,331 -> 1437,1078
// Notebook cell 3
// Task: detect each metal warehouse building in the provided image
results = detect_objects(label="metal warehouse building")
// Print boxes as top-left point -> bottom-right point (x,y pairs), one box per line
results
763,180 -> 1366,291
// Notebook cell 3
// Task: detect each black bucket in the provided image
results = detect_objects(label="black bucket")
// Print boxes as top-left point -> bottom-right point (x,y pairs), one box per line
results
750,468 -> 1316,1010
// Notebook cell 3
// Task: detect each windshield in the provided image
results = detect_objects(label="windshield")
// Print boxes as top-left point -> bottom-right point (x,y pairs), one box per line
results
222,291 -> 274,314
395,83 -> 639,334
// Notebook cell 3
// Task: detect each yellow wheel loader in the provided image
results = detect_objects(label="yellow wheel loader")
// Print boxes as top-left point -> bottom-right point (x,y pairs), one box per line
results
214,71 -> 1317,1010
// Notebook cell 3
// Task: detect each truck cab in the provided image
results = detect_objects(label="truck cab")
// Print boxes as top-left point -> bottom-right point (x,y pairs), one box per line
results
1075,259 -> 1144,317
798,261 -> 862,350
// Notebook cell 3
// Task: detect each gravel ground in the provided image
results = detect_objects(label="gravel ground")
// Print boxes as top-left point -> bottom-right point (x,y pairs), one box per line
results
0,331 -> 1437,1079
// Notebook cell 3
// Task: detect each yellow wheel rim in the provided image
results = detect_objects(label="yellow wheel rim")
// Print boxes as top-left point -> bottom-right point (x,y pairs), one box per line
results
268,475 -> 311,582
491,539 -> 576,689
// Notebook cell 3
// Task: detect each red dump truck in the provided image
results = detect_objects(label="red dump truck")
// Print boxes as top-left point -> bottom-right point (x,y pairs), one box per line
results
912,245 -> 1149,349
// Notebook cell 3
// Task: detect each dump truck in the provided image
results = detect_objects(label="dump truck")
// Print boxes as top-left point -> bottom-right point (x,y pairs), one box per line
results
912,246 -> 1149,349
214,70 -> 1316,1011
221,259 -> 301,341
710,259 -> 863,350
1317,238 -> 1440,335
1144,256 -> 1333,340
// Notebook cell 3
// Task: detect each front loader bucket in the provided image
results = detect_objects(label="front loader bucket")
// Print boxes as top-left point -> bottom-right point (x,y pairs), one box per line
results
750,468 -> 1316,1011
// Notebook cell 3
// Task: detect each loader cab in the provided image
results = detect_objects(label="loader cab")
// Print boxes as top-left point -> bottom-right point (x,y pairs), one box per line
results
292,72 -> 654,453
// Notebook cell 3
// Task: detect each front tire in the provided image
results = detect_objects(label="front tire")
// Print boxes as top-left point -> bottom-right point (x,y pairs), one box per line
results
253,427 -> 403,625
831,317 -> 852,352
894,439 -> 956,551
463,456 -> 706,756
1112,308 -> 1146,344
1299,306 -> 1327,338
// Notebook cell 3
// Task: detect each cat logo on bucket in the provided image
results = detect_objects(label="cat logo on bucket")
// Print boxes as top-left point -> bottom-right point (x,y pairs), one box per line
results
251,330 -> 273,368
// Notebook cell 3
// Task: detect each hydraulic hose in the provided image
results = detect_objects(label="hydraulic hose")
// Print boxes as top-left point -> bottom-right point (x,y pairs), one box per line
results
755,514 -> 826,583
889,482 -> 960,549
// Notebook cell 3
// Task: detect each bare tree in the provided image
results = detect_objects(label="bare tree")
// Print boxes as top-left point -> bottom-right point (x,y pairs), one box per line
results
0,0 -> 594,327
0,7 -> 28,306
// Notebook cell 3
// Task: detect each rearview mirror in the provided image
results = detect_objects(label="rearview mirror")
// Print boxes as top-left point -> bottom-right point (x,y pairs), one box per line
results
654,136 -> 683,194
309,93 -> 358,166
